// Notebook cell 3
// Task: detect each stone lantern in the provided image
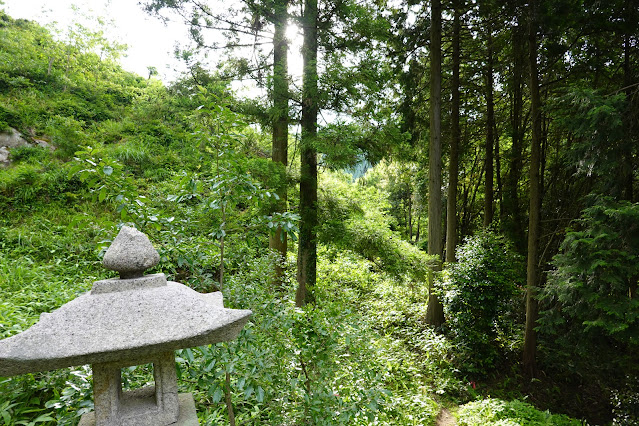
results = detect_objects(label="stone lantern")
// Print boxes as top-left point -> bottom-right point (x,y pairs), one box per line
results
0,226 -> 252,425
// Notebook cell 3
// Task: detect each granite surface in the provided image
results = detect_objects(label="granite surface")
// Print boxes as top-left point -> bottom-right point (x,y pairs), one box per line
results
102,226 -> 160,278
0,283 -> 251,376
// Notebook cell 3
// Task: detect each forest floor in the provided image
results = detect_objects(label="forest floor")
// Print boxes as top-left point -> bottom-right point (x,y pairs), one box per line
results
435,408 -> 457,426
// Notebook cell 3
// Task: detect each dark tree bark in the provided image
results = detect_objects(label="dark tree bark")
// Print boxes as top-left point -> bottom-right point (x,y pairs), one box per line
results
523,0 -> 542,377
495,121 -> 503,218
446,0 -> 461,263
269,0 -> 289,287
621,0 -> 635,202
484,29 -> 495,227
503,20 -> 527,253
296,0 -> 318,307
408,196 -> 413,241
426,0 -> 445,327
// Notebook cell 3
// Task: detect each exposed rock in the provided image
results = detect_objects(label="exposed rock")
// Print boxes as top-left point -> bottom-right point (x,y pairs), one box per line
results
33,138 -> 54,150
0,128 -> 54,168
0,128 -> 30,149
0,146 -> 9,168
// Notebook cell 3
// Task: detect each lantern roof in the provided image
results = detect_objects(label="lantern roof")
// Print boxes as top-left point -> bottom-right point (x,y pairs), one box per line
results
0,226 -> 251,377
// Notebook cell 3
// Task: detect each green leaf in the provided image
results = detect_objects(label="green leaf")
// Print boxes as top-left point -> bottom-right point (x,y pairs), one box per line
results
103,165 -> 113,176
33,413 -> 55,423
211,387 -> 224,403
244,386 -> 254,398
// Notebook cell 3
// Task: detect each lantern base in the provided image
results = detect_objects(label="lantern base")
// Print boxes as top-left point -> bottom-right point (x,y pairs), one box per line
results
79,392 -> 198,426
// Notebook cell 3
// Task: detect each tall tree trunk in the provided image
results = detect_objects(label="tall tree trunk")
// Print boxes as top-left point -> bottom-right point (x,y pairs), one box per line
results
622,0 -> 635,202
523,0 -> 541,377
269,0 -> 290,287
446,0 -> 460,263
484,29 -> 495,227
296,0 -> 318,307
495,122 -> 503,218
408,196 -> 413,241
504,21 -> 526,253
426,0 -> 445,327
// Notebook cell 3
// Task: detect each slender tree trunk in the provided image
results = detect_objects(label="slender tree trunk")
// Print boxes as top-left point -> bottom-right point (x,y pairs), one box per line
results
446,0 -> 460,263
504,21 -> 526,253
623,37 -> 633,202
484,29 -> 495,227
426,0 -> 445,327
269,0 -> 290,287
220,206 -> 225,291
408,196 -> 413,241
622,2 -> 634,202
495,122 -> 503,218
64,52 -> 71,92
217,143 -> 226,292
461,147 -> 484,239
296,0 -> 318,307
523,0 -> 542,377
224,371 -> 236,426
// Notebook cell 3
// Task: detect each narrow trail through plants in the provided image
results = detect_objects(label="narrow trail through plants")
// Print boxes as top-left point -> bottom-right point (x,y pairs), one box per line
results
435,408 -> 457,426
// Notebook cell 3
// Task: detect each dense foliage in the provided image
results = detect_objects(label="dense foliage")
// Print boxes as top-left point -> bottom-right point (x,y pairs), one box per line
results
1,0 -> 638,424
457,398 -> 581,426
537,197 -> 639,421
541,197 -> 639,350
443,232 -> 524,374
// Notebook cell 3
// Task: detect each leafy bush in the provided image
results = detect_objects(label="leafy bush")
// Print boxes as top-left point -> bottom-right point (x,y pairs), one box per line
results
0,163 -> 82,209
611,375 -> 639,425
539,197 -> 639,350
538,197 -> 639,421
8,145 -> 51,164
93,118 -> 136,144
442,231 -> 524,374
457,398 -> 582,426
45,115 -> 88,159
165,254 -> 435,425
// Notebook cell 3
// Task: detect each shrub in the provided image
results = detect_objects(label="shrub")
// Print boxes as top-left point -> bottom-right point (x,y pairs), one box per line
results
611,375 -> 639,425
442,231 -> 524,374
108,142 -> 154,173
538,197 -> 639,418
93,118 -> 135,144
45,115 -> 88,159
0,162 -> 83,210
457,398 -> 582,425
8,145 -> 51,164
539,197 -> 639,351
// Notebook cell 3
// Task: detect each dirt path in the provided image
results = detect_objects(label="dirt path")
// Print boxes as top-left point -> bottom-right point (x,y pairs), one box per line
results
435,407 -> 457,426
